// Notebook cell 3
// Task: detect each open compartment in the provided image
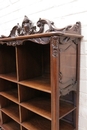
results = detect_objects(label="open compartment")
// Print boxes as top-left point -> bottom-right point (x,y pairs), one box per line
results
17,41 -> 51,93
20,106 -> 51,130
0,96 -> 20,123
19,84 -> 51,120
59,92 -> 76,119
0,79 -> 18,103
0,44 -> 17,82
2,112 -> 20,130
59,110 -> 76,130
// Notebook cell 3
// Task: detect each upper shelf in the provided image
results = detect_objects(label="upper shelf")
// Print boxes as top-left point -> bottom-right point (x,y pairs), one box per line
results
0,16 -> 82,46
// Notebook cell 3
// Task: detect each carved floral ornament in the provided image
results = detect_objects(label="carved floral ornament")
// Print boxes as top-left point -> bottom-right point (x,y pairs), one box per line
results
0,15 -> 81,46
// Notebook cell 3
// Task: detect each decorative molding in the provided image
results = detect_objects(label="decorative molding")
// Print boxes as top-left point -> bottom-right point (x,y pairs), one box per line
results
51,36 -> 59,57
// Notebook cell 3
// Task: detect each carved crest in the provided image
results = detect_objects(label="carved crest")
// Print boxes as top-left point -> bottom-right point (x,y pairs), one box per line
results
0,16 -> 81,38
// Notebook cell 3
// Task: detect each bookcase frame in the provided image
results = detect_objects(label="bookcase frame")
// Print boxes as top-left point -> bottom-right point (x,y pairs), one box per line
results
0,16 -> 82,130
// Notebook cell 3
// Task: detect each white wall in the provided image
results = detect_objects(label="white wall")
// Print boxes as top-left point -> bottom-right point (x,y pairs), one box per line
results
0,0 -> 87,130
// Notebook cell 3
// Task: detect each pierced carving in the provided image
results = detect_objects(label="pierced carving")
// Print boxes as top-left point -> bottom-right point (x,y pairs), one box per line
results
0,16 -> 81,38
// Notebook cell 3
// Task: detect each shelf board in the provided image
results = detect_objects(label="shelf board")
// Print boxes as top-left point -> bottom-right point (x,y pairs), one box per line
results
21,99 -> 75,121
60,120 -> 74,130
0,73 -> 17,83
2,121 -> 20,130
59,101 -> 76,119
22,115 -> 51,130
0,89 -> 18,104
21,97 -> 51,120
19,76 -> 51,93
2,105 -> 19,123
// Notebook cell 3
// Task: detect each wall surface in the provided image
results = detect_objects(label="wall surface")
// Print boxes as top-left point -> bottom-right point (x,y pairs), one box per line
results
0,0 -> 87,130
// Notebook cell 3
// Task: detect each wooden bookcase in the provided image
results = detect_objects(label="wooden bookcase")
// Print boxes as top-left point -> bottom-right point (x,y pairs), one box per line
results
0,16 -> 82,130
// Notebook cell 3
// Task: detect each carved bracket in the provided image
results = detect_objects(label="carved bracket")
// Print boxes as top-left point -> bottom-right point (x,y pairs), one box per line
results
59,79 -> 77,96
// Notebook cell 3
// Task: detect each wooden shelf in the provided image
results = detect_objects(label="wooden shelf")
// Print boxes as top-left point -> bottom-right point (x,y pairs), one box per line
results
0,89 -> 18,104
19,76 -> 51,93
0,73 -> 17,83
60,120 -> 74,130
21,99 -> 75,121
22,115 -> 51,130
2,121 -> 20,130
21,97 -> 51,120
59,101 -> 76,119
2,105 -> 19,122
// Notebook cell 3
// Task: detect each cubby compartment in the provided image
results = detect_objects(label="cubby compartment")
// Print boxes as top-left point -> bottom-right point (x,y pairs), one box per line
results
19,84 -> 51,120
21,106 -> 51,130
59,110 -> 76,130
0,96 -> 20,122
17,41 -> 51,93
0,45 -> 17,82
2,112 -> 20,130
0,79 -> 18,103
59,92 -> 76,119
59,120 -> 75,130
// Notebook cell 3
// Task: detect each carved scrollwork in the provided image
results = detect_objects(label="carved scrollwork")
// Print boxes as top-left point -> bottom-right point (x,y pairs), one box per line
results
0,16 -> 81,39
59,79 -> 77,96
59,36 -> 78,52
51,36 -> 59,57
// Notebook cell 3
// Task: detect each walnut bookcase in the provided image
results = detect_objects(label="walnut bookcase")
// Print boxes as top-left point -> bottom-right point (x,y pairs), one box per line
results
0,16 -> 82,130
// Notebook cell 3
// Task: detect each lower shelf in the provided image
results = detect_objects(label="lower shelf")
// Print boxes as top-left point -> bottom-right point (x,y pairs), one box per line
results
2,105 -> 19,123
2,121 -> 20,130
22,115 -> 51,130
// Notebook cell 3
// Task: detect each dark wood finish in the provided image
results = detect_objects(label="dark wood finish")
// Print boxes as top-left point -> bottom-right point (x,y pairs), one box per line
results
0,19 -> 82,130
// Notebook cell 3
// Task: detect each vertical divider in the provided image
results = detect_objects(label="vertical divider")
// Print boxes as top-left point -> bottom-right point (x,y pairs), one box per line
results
15,46 -> 19,82
16,45 -> 21,128
50,36 -> 60,130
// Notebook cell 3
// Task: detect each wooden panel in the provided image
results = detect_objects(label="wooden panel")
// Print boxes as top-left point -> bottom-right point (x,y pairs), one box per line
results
19,76 -> 51,93
60,46 -> 76,83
